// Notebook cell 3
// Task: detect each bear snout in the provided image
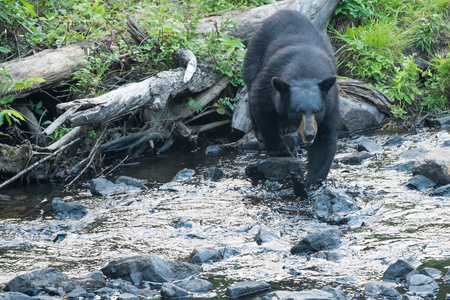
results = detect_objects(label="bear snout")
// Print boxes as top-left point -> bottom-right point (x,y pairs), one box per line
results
298,115 -> 317,145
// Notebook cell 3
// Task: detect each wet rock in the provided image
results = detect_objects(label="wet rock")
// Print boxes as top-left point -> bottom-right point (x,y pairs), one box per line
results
53,232 -> 67,243
358,137 -> 383,153
121,284 -> 157,298
90,177 -> 138,198
387,161 -> 416,173
81,270 -> 105,281
291,228 -> 342,255
205,145 -> 223,155
384,135 -> 405,147
413,148 -> 450,185
175,279 -> 212,293
225,281 -> 270,298
172,168 -> 196,181
364,281 -> 401,300
321,286 -> 346,300
0,292 -> 36,300
219,247 -> 241,259
399,148 -> 429,161
419,268 -> 442,280
206,167 -> 225,182
442,140 -> 450,147
100,255 -> 201,286
406,175 -> 436,191
429,115 -> 450,128
245,157 -> 305,191
173,218 -> 193,229
339,96 -> 386,133
51,197 -> 87,220
254,226 -> 281,245
443,269 -> 450,282
313,187 -> 360,223
401,295 -> 423,300
160,283 -> 190,299
115,176 -> 147,190
65,286 -> 87,299
190,247 -> 222,264
262,289 -> 335,300
382,259 -> 416,283
118,293 -> 139,300
407,274 -> 439,298
339,152 -> 372,165
430,184 -> 450,197
313,250 -> 346,263
94,287 -> 116,296
3,268 -> 68,296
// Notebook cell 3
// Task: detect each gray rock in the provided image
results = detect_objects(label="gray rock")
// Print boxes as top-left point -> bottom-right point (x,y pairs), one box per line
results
262,289 -> 335,300
254,227 -> 281,245
51,197 -> 87,220
339,152 -> 372,165
190,247 -> 222,264
3,268 -> 68,296
291,229 -> 342,254
358,137 -> 383,153
364,281 -> 401,300
172,168 -> 196,181
225,281 -> 270,298
101,255 -> 201,286
65,286 -> 87,300
382,259 -> 416,283
406,175 -> 436,191
219,247 -> 241,259
205,145 -> 223,155
121,285 -> 157,298
339,96 -> 386,133
90,177 -> 130,198
413,148 -> 450,185
407,274 -> 439,298
430,115 -> 450,128
206,167 -> 225,182
245,157 -> 305,191
430,184 -> 450,196
175,279 -> 212,293
160,283 -> 190,299
117,293 -> 139,300
80,270 -> 104,281
0,292 -> 37,300
313,187 -> 360,223
401,295 -> 423,300
442,140 -> 450,147
387,161 -> 416,173
94,287 -> 116,296
419,268 -> 442,280
115,176 -> 147,190
321,286 -> 346,300
384,135 -> 405,147
399,148 -> 429,160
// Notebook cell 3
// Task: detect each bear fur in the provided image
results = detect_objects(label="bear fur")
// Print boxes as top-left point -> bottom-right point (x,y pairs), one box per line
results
243,10 -> 339,186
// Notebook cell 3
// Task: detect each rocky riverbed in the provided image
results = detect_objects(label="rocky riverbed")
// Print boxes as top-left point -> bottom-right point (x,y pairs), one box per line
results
1,128 -> 450,299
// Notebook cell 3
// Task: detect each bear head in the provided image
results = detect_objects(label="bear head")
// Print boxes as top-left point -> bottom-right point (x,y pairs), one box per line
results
271,76 -> 336,145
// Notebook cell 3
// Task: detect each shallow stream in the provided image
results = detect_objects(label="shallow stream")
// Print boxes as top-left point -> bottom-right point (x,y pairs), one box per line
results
1,129 -> 450,298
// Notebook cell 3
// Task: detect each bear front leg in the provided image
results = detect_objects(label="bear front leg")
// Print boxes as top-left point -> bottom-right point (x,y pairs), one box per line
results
306,126 -> 337,186
252,111 -> 291,157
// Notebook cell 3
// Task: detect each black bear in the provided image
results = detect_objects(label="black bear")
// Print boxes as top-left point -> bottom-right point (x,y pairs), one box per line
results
243,10 -> 339,186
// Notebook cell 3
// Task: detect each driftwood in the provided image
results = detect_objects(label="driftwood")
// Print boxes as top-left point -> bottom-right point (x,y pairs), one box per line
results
197,0 -> 340,43
0,42 -> 90,99
338,79 -> 392,115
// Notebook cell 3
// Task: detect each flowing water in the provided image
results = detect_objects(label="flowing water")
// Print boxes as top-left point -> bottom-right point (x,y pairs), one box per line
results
0,129 -> 450,298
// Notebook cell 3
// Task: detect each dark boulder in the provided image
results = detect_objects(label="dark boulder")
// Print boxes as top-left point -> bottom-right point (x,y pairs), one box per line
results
430,184 -> 450,197
339,96 -> 386,133
413,148 -> 450,185
3,268 -> 68,296
189,247 -> 223,264
225,281 -> 270,298
51,197 -> 87,220
382,259 -> 416,283
175,279 -> 212,293
358,137 -> 383,153
115,176 -> 147,190
291,229 -> 342,255
172,168 -> 196,182
313,187 -> 360,223
101,255 -> 201,287
339,152 -> 372,165
406,175 -> 436,191
245,157 -> 306,196
160,283 -> 190,299
206,167 -> 225,182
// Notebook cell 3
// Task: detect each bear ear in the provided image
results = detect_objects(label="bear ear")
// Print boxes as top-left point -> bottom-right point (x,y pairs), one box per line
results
318,76 -> 336,94
272,77 -> 291,94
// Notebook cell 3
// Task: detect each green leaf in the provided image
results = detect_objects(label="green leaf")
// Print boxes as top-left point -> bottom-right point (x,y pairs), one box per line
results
0,46 -> 10,54
20,0 -> 38,17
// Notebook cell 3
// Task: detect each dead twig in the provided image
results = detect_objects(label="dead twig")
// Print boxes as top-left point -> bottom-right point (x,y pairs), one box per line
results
0,138 -> 80,190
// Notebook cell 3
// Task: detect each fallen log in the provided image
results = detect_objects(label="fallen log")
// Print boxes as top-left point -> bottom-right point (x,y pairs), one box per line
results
0,42 -> 90,99
56,64 -> 219,127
